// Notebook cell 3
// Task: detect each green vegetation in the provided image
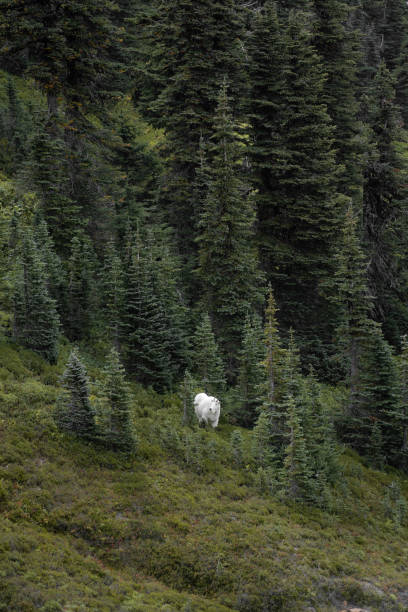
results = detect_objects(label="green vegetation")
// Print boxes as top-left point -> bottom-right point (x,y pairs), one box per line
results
0,341 -> 408,611
2,1 -> 408,609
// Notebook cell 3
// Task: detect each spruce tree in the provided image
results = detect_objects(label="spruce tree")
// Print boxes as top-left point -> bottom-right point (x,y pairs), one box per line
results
26,125 -> 82,253
196,82 -> 264,360
33,217 -> 65,308
134,0 -> 247,255
101,348 -> 135,452
55,350 -> 95,439
313,0 -> 363,203
123,240 -> 172,391
237,313 -> 265,427
283,393 -> 312,501
249,9 -> 344,351
395,335 -> 408,470
66,233 -> 98,341
331,205 -> 373,417
101,241 -> 125,350
358,322 -> 399,461
0,0 -> 128,121
363,62 -> 408,337
13,230 -> 60,363
191,313 -> 226,396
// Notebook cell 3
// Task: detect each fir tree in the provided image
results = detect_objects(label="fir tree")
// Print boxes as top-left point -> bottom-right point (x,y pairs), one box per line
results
182,369 -> 196,427
33,216 -> 65,308
363,62 -> 408,336
249,9 -> 344,351
101,241 -> 125,350
197,82 -> 264,361
134,0 -> 247,256
101,348 -> 135,452
25,125 -> 82,253
313,0 -> 363,203
358,322 -> 399,461
66,233 -> 98,341
252,407 -> 276,470
13,230 -> 60,363
283,393 -> 312,501
230,429 -> 244,468
331,205 -> 373,417
237,312 -> 265,427
394,335 -> 408,470
123,240 -> 172,391
191,313 -> 226,396
55,350 -> 95,439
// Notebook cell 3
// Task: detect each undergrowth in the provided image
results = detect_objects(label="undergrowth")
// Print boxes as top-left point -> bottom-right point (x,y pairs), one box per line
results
0,340 -> 408,611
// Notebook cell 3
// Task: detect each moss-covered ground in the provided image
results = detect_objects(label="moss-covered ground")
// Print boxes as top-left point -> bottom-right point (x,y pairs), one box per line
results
0,340 -> 408,611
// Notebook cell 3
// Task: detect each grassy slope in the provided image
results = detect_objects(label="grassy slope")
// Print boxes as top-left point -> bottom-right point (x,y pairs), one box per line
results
0,341 -> 408,612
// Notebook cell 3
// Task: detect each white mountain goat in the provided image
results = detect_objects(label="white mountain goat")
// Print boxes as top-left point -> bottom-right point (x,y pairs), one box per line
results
193,393 -> 221,428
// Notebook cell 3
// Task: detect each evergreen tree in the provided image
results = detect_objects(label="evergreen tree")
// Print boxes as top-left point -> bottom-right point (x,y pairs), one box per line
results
123,240 -> 172,391
0,0 -> 128,121
182,369 -> 196,427
262,287 -> 285,407
252,407 -> 276,470
197,82 -> 264,361
101,241 -> 125,349
283,393 -> 312,501
134,0 -> 247,255
249,9 -> 344,351
13,230 -> 60,363
358,322 -> 399,460
191,313 -> 226,396
101,347 -> 135,452
301,367 -> 340,497
25,125 -> 82,253
331,205 -> 373,417
230,429 -> 244,468
55,349 -> 95,439
362,62 -> 408,337
66,233 -> 98,341
313,0 -> 363,203
33,216 -> 65,308
237,312 -> 265,427
394,335 -> 408,470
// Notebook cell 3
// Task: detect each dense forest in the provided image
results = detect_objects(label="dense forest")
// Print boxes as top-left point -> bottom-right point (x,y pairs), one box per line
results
1,1 -> 408,610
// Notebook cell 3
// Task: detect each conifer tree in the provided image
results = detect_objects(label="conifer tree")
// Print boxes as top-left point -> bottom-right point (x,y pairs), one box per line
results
13,230 -> 60,363
26,126 -> 82,253
66,233 -> 98,341
33,217 -> 65,308
191,313 -> 226,396
101,241 -> 125,350
358,322 -> 399,460
55,350 -> 95,439
237,313 -> 265,427
123,241 -> 172,391
313,0 -> 363,203
230,429 -> 244,468
197,82 -> 264,359
331,205 -> 373,416
182,369 -> 196,427
283,393 -> 312,501
252,407 -> 276,470
0,0 -> 128,121
134,0 -> 247,254
249,9 -> 344,350
394,335 -> 408,470
101,348 -> 135,452
262,287 -> 285,406
363,62 -> 407,335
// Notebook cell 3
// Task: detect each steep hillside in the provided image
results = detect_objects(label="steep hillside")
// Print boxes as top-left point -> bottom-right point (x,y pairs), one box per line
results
0,341 -> 408,612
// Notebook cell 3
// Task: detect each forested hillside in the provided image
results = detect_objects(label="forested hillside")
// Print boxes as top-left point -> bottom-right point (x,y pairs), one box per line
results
1,1 -> 408,610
